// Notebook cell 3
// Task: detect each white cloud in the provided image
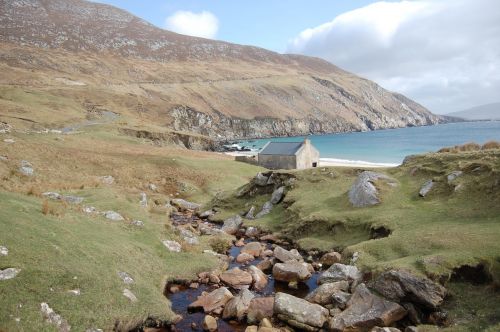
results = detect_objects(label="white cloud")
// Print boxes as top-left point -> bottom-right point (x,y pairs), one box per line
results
287,0 -> 500,114
165,10 -> 219,39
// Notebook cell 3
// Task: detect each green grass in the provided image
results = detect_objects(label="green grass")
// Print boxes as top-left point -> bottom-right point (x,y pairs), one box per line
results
0,191 -> 220,331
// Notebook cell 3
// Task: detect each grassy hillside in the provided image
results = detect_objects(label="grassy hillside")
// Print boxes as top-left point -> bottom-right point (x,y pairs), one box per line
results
0,127 -> 261,331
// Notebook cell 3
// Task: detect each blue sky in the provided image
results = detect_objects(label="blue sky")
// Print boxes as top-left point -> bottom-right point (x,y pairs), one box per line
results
92,0 -> 500,114
93,0 -> 381,52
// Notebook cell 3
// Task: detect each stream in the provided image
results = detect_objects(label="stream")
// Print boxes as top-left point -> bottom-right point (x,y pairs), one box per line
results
166,211 -> 322,331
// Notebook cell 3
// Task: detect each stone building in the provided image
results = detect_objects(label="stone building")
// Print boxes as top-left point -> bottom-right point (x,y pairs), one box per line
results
258,139 -> 320,170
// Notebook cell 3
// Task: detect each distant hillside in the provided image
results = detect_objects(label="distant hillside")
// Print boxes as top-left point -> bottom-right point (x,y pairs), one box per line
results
447,102 -> 500,120
0,0 -> 446,141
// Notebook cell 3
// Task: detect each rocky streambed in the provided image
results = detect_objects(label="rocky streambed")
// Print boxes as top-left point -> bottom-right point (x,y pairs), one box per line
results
161,207 -> 448,332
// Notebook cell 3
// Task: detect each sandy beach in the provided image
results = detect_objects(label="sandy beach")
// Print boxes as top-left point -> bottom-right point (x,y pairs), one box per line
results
225,152 -> 399,168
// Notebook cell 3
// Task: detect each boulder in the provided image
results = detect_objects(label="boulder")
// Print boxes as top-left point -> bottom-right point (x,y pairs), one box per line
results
236,253 -> 255,264
241,242 -> 263,257
0,268 -> 20,280
370,270 -> 447,309
273,246 -> 302,263
222,288 -> 254,320
304,281 -> 349,305
40,302 -> 71,332
245,226 -> 259,237
222,215 -> 243,235
270,186 -> 285,204
419,180 -> 434,197
123,289 -> 138,302
131,220 -> 144,227
255,201 -> 273,218
202,315 -> 217,332
104,211 -> 124,221
320,252 -> 342,266
245,206 -> 256,220
220,268 -> 253,289
274,292 -> 329,331
188,287 -> 234,313
248,265 -> 268,291
162,240 -> 182,252
349,171 -> 395,207
247,297 -> 274,324
318,263 -> 362,285
171,198 -> 201,211
273,261 -> 311,282
255,173 -> 269,186
329,284 -> 407,332
19,160 -> 34,176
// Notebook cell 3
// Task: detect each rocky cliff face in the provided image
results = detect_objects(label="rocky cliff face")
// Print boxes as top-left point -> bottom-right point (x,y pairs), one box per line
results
0,0 -> 446,142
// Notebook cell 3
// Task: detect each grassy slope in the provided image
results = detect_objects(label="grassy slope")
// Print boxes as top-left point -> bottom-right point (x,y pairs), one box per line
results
215,149 -> 500,330
0,128 -> 261,331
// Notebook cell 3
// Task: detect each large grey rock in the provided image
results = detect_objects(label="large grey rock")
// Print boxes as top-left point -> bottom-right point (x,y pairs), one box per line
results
19,160 -> 34,176
270,186 -> 285,204
273,246 -> 302,263
222,215 -> 243,235
273,261 -> 311,283
255,173 -> 269,186
103,211 -> 124,221
255,201 -> 273,218
419,180 -> 434,197
0,268 -> 20,280
274,292 -> 329,331
188,287 -> 234,313
349,171 -> 394,207
171,198 -> 201,211
370,269 -> 447,309
222,288 -> 254,320
304,280 -> 349,305
318,263 -> 362,285
40,302 -> 71,332
162,240 -> 182,252
329,284 -> 407,332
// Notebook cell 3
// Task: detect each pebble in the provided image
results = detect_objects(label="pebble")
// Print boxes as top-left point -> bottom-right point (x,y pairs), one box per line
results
118,271 -> 134,284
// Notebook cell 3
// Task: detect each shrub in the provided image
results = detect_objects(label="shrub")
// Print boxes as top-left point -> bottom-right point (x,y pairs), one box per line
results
482,141 -> 500,150
41,200 -> 49,215
458,142 -> 481,152
209,237 -> 232,254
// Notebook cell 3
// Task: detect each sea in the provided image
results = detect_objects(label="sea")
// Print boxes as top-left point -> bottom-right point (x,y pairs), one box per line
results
237,121 -> 500,166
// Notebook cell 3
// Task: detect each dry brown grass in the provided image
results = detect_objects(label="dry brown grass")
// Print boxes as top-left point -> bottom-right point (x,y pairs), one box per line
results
482,140 -> 500,150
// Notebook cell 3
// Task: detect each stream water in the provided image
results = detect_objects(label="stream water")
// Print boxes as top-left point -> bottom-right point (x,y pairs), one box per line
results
166,212 -> 322,331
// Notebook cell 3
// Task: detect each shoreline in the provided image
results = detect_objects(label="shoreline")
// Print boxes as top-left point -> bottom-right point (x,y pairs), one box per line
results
225,152 -> 400,168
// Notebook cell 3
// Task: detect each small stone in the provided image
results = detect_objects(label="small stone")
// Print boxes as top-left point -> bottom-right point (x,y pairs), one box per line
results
199,210 -> 214,219
222,215 -> 243,235
171,199 -> 201,211
270,186 -> 285,204
0,246 -> 8,256
0,268 -> 20,280
447,171 -> 463,183
148,183 -> 158,191
62,195 -> 84,204
131,220 -> 144,227
419,180 -> 434,197
260,317 -> 273,328
245,226 -> 259,237
103,211 -> 124,221
236,252 -> 255,264
255,201 -> 273,218
40,303 -> 71,332
320,252 -> 342,266
3,138 -> 15,143
99,175 -> 114,185
43,192 -> 62,200
118,271 -> 134,284
244,206 -> 256,219
83,206 -> 97,214
67,289 -> 81,296
202,315 -> 217,331
140,192 -> 148,208
19,160 -> 34,176
123,289 -> 138,302
189,282 -> 200,289
288,281 -> 298,289
162,240 -> 182,252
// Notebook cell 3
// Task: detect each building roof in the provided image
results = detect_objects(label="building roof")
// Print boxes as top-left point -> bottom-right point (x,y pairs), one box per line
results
259,141 -> 304,156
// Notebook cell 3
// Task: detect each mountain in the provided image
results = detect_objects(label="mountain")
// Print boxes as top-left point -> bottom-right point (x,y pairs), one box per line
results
0,0 -> 445,142
446,102 -> 500,121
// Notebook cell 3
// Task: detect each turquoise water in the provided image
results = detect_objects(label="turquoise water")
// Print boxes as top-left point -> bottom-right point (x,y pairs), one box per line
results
239,121 -> 500,164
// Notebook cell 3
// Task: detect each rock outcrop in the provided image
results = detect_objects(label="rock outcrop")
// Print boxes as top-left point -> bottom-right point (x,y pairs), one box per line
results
329,284 -> 407,332
349,171 -> 396,207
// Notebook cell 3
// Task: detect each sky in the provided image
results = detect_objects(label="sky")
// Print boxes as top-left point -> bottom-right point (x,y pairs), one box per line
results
93,0 -> 500,114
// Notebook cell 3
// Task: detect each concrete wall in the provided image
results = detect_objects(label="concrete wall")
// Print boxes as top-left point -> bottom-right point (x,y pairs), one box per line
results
295,139 -> 320,169
258,154 -> 296,170
235,155 -> 259,166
